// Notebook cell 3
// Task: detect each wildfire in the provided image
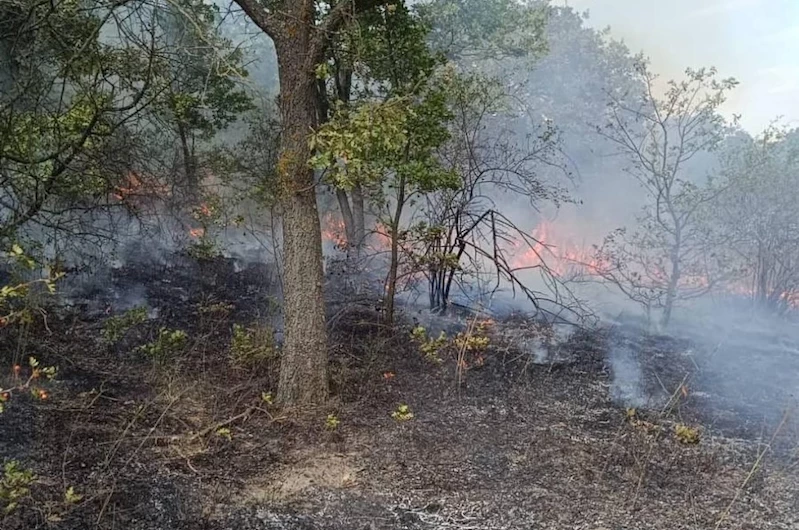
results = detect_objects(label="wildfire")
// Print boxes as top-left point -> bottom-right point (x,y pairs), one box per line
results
189,228 -> 205,238
319,213 -> 392,252
509,221 -> 603,276
113,171 -> 170,201
321,213 -> 348,248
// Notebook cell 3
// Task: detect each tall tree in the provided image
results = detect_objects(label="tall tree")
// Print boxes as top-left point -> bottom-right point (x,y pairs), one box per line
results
714,126 -> 799,312
594,63 -> 736,327
153,0 -> 252,194
229,0 -> 380,404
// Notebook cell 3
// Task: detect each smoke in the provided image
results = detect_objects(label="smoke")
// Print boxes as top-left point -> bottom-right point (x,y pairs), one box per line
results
608,342 -> 647,409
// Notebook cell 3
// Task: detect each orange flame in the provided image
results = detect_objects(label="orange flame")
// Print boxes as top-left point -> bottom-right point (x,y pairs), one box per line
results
113,171 -> 170,201
509,221 -> 603,276
321,213 -> 348,248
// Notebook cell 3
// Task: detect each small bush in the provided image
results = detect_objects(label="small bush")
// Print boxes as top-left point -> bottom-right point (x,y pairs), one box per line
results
391,404 -> 414,422
1,460 -> 34,515
229,323 -> 277,369
0,357 -> 57,414
136,328 -> 188,364
674,423 -> 701,444
410,326 -> 447,363
325,413 -> 340,431
186,237 -> 220,261
101,306 -> 148,344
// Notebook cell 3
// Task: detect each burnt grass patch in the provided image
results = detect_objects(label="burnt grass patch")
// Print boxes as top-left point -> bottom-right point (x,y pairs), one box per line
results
0,257 -> 797,529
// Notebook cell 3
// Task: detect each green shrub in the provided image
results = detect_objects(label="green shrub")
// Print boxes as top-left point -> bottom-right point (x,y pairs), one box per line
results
101,306 -> 148,344
136,328 -> 188,363
229,323 -> 277,369
1,460 -> 34,515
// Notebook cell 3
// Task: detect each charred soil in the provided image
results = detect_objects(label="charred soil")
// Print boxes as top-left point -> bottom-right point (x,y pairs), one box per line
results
1,257 -> 797,529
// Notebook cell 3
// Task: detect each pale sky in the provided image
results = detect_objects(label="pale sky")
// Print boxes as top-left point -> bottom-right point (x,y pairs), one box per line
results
559,0 -> 799,133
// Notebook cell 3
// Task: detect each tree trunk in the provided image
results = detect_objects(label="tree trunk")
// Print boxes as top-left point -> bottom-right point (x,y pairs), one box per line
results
384,174 -> 406,326
335,185 -> 366,261
274,38 -> 328,405
661,239 -> 681,329
336,188 -> 357,249
351,183 -> 365,253
329,64 -> 365,261
385,225 -> 400,326
177,122 -> 197,192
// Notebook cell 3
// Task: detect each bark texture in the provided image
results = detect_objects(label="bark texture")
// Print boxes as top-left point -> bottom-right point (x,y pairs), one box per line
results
231,0 -> 378,404
273,23 -> 328,405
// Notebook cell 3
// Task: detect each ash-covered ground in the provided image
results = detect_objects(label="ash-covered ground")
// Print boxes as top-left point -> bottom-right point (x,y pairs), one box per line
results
1,254 -> 797,530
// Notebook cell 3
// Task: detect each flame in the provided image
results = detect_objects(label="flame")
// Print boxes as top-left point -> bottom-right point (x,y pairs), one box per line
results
113,171 -> 170,201
189,228 -> 205,238
511,220 -> 799,309
321,213 -> 348,248
193,202 -> 213,219
509,221 -> 603,276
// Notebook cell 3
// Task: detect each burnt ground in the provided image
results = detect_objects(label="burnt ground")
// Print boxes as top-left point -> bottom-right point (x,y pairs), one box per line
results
1,256 -> 798,530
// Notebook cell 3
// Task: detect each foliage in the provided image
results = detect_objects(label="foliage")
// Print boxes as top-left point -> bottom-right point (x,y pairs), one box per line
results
230,323 -> 277,369
0,244 -> 62,327
211,108 -> 282,207
101,307 -> 148,345
0,460 -> 34,515
391,404 -> 414,422
152,0 -> 253,187
674,423 -> 701,445
136,328 -> 188,364
712,126 -> 799,312
419,0 -> 549,61
63,486 -> 82,505
311,69 -> 459,197
0,0 -> 161,241
453,332 -> 489,353
325,413 -> 340,431
186,236 -> 221,261
411,326 -> 448,363
0,357 -> 57,414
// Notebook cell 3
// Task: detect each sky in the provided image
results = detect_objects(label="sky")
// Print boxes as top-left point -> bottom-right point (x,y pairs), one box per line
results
559,0 -> 799,133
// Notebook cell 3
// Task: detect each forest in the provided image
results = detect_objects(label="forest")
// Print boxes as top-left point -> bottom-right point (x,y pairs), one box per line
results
0,1 -> 798,528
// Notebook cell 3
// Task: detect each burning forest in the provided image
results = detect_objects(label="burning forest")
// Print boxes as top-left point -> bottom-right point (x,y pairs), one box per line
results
1,1 -> 798,529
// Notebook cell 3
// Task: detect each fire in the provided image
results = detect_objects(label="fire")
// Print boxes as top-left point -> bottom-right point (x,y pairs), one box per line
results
511,221 -> 799,309
319,214 -> 392,252
189,228 -> 205,238
194,202 -> 214,219
509,221 -> 602,276
113,171 -> 170,201
321,213 -> 347,248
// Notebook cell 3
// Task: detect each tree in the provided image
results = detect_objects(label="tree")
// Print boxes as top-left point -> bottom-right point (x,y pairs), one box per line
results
229,0 -> 385,404
312,68 -> 459,325
713,126 -> 799,313
0,0 -> 164,249
153,0 -> 252,193
419,74 -> 571,315
594,63 -> 736,328
305,0 -> 444,271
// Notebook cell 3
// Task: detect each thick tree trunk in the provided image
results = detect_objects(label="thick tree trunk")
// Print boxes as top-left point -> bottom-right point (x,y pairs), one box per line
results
274,38 -> 328,405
